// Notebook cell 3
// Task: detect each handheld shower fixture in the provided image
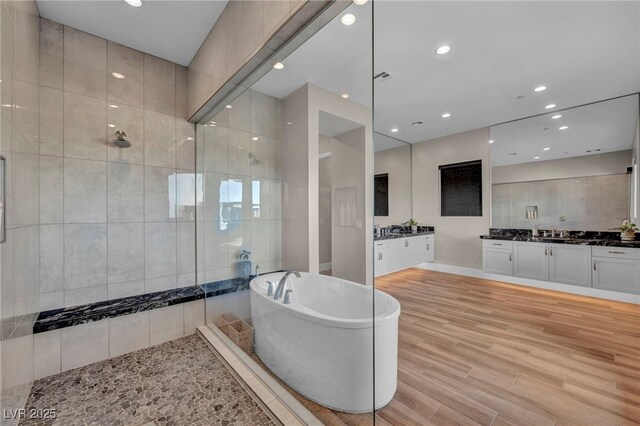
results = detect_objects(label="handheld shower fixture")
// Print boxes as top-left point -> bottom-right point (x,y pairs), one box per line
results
112,130 -> 131,148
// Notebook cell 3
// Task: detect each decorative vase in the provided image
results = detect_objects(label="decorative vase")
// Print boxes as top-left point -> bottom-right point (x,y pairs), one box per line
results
237,260 -> 252,278
411,225 -> 418,233
621,230 -> 636,241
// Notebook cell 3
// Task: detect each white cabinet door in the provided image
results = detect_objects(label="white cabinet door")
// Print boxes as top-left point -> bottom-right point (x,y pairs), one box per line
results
514,242 -> 549,281
374,248 -> 390,277
593,257 -> 640,294
549,244 -> 592,287
386,239 -> 406,273
483,248 -> 513,275
425,237 -> 435,262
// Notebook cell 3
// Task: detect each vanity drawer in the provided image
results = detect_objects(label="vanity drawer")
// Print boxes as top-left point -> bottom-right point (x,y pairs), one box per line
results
592,246 -> 640,260
482,240 -> 513,250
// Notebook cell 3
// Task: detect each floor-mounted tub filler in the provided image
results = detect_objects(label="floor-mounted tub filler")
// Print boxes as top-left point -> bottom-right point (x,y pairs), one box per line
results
250,272 -> 400,413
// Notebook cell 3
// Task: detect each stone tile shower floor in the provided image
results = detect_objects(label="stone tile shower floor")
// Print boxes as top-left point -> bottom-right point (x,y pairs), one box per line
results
21,335 -> 274,426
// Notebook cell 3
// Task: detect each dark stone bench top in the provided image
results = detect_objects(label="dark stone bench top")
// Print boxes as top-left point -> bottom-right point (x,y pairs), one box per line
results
33,276 -> 257,334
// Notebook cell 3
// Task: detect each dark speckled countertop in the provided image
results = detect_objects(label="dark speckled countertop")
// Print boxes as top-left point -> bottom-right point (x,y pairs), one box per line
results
481,228 -> 640,249
375,225 -> 435,241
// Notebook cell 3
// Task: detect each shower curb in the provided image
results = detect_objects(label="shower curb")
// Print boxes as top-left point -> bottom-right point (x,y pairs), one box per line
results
197,325 -> 322,426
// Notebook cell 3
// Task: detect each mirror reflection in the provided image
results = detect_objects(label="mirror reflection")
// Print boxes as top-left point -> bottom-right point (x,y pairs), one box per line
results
491,95 -> 639,231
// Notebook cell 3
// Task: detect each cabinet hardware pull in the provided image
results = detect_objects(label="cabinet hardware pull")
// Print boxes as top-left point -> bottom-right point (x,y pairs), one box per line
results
426,244 -> 430,250
509,253 -> 512,262
550,248 -> 553,256
608,251 -> 625,254
492,243 -> 502,246
593,261 -> 597,271
545,248 -> 548,256
380,252 -> 383,260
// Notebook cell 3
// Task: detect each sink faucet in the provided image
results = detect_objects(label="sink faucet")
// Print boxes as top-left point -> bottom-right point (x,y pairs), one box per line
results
551,227 -> 557,238
274,271 -> 301,300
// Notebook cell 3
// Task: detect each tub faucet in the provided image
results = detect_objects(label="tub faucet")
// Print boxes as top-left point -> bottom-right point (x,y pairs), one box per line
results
274,270 -> 301,300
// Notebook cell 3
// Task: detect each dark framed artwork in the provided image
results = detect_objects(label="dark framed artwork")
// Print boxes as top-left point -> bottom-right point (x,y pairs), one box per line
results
374,173 -> 389,216
439,160 -> 482,217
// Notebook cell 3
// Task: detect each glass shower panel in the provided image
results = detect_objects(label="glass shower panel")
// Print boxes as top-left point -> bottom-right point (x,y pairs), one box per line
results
196,0 -> 376,422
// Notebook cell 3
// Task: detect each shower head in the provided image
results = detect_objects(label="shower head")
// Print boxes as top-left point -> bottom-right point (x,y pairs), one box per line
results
113,130 -> 131,148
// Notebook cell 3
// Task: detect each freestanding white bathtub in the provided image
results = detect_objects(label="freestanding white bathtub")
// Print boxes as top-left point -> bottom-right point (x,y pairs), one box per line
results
250,272 -> 400,413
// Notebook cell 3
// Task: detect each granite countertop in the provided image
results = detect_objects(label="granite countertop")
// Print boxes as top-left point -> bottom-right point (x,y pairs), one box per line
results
480,228 -> 640,249
375,226 -> 435,241
34,276 -> 259,334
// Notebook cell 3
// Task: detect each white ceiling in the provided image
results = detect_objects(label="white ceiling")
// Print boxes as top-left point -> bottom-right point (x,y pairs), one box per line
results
490,95 -> 639,167
253,1 -> 640,151
36,0 -> 227,66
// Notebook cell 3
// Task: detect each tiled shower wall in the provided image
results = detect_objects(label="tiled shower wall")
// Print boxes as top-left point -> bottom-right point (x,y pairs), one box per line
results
38,19 -> 196,310
492,174 -> 630,231
1,0 -> 41,420
196,88 -> 282,286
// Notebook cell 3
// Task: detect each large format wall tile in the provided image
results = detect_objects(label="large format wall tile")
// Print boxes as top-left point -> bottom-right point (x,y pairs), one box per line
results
107,103 -> 144,164
39,19 -> 63,90
107,41 -> 143,108
144,54 -> 175,115
144,109 -> 176,168
13,7 -> 39,85
63,92 -> 107,161
144,166 -> 176,222
39,155 -> 63,224
108,223 -> 144,284
107,162 -> 144,223
109,311 -> 149,357
63,158 -> 107,223
61,321 -> 109,371
12,152 -> 39,227
40,224 -> 64,295
145,222 -> 177,279
63,27 -> 106,98
39,87 -> 63,156
149,304 -> 184,345
64,224 -> 107,290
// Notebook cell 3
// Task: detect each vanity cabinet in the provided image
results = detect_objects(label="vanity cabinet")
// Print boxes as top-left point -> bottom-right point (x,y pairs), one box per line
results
374,243 -> 390,277
374,234 -> 435,277
592,247 -> 640,294
548,244 -> 592,287
482,240 -> 513,275
514,242 -> 550,281
513,242 -> 592,286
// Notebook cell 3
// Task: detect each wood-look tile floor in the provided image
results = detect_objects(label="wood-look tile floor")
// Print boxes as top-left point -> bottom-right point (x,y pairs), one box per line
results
275,268 -> 640,425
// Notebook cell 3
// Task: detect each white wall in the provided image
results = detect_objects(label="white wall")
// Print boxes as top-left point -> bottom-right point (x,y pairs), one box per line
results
331,127 -> 367,284
281,84 -> 373,284
492,150 -> 632,184
374,145 -> 412,227
319,154 -> 332,266
412,128 -> 491,269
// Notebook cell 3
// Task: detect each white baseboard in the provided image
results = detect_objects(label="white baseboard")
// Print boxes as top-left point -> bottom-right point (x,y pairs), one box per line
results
319,262 -> 332,272
415,262 -> 640,305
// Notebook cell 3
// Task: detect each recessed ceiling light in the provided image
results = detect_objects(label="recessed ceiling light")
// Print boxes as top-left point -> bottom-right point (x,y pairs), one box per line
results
252,137 -> 259,141
441,113 -> 451,118
209,121 -> 216,125
534,85 -> 547,92
489,140 -> 494,144
108,124 -> 116,128
341,93 -> 350,99
111,72 -> 125,79
545,104 -> 556,109
390,128 -> 399,133
559,126 -> 568,130
353,0 -> 368,5
286,121 -> 292,126
186,137 -> 194,141
225,105 -> 232,109
552,114 -> 562,119
543,147 -> 550,151
124,0 -> 142,6
534,156 -> 540,160
341,13 -> 356,26
435,45 -> 451,55
109,104 -> 119,109
273,62 -> 284,70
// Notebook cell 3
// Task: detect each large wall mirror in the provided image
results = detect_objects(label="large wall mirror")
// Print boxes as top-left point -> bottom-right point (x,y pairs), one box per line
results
491,94 -> 640,231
